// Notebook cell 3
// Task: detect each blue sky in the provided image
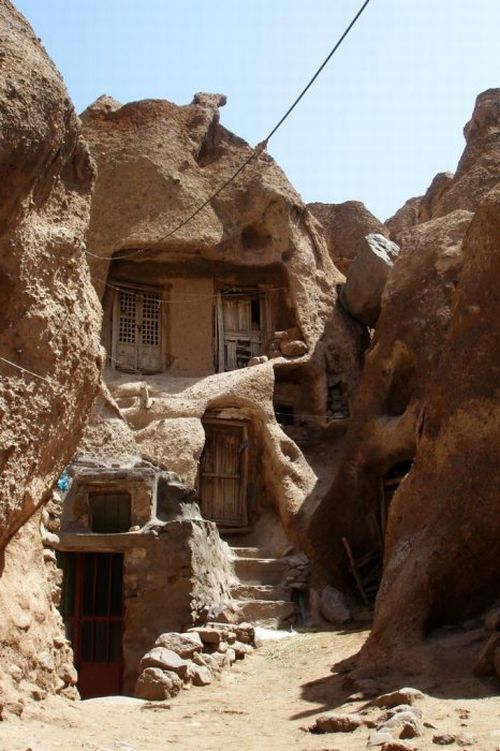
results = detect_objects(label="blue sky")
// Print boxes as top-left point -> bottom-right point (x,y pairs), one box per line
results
15,0 -> 499,221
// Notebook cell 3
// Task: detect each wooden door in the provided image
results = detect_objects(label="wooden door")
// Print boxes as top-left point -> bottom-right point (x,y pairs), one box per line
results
112,287 -> 162,373
59,552 -> 124,699
199,422 -> 248,527
216,292 -> 264,371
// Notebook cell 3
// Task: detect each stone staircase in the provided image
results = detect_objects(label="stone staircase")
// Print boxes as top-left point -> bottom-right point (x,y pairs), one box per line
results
229,547 -> 297,629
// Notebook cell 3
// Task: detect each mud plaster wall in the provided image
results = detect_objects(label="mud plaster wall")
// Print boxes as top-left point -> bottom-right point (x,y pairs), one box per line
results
61,473 -> 155,531
122,520 -> 233,693
103,261 -> 296,379
168,278 -> 214,376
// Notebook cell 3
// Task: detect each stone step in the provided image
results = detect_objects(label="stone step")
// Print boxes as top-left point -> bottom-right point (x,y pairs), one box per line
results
231,583 -> 290,602
233,557 -> 290,586
235,599 -> 296,627
230,546 -> 271,559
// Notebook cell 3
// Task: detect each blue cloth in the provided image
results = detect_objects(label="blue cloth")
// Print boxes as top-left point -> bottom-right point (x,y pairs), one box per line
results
57,470 -> 70,492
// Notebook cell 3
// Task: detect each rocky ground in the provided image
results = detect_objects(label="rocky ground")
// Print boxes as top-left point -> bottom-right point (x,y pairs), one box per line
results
1,629 -> 498,751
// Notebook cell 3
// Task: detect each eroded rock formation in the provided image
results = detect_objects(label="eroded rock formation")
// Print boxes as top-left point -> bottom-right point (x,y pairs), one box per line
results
310,88 -> 500,670
77,91 -> 366,552
0,0 -> 101,706
308,200 -> 389,274
362,184 -> 500,667
339,234 -> 400,327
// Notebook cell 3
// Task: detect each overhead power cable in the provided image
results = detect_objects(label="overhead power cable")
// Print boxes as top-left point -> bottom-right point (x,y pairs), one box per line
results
1,1 -> 372,388
97,276 -> 286,305
0,355 -> 60,388
85,0 -> 373,263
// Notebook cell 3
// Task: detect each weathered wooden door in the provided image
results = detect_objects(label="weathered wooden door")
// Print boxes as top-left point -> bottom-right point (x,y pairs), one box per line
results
199,422 -> 248,527
112,287 -> 162,373
216,292 -> 265,371
59,552 -> 124,699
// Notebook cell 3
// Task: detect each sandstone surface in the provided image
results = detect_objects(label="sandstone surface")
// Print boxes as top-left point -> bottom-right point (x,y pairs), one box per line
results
360,183 -> 500,669
308,200 -> 389,274
386,88 -> 499,240
0,0 -> 101,705
78,91 -> 366,550
340,233 -> 400,326
310,89 -> 500,668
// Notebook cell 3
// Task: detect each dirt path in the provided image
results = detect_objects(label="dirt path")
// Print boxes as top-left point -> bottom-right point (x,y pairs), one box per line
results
1,630 -> 499,751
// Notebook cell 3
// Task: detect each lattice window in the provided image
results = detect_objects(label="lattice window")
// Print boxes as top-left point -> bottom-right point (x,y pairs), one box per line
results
118,289 -> 136,344
141,292 -> 160,347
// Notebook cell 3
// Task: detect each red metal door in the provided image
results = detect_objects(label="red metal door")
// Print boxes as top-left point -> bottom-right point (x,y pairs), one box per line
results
61,552 -> 124,699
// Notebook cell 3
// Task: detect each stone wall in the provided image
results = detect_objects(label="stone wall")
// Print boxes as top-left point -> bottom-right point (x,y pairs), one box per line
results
122,520 -> 233,693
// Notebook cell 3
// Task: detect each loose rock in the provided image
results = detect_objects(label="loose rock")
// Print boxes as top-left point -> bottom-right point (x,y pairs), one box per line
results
368,730 -> 395,746
140,648 -> 189,679
433,733 -> 456,745
319,586 -> 352,625
154,631 -> 203,658
189,664 -> 213,687
135,668 -> 183,701
373,689 -> 425,708
340,233 -> 400,326
309,712 -> 363,734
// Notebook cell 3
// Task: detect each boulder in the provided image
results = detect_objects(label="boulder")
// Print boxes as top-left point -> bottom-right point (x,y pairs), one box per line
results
235,623 -> 255,645
309,712 -> 363,733
368,730 -> 395,746
135,667 -> 183,701
319,585 -> 351,624
280,339 -> 308,358
199,653 -> 221,674
189,664 -> 213,686
190,627 -> 223,645
373,689 -> 425,708
154,632 -> 203,658
139,647 -> 189,679
379,711 -> 422,738
308,200 -> 389,274
432,734 -> 456,745
233,641 -> 253,659
340,234 -> 400,326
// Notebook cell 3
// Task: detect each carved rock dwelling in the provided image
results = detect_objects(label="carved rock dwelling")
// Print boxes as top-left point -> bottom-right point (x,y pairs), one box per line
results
310,89 -> 500,673
50,91 -> 367,697
1,0 -> 500,733
0,0 -> 101,709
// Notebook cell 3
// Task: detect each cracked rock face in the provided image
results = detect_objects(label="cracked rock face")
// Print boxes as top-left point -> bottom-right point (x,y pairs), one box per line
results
0,0 -> 101,704
310,89 -> 500,664
308,200 -> 389,275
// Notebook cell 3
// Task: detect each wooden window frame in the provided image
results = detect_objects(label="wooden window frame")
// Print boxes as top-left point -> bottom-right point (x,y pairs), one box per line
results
109,282 -> 168,374
214,285 -> 272,373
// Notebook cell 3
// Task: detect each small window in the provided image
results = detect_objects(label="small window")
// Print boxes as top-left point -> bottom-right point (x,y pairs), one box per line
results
274,403 -> 295,427
327,377 -> 350,419
111,286 -> 163,373
89,492 -> 131,533
215,288 -> 266,371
